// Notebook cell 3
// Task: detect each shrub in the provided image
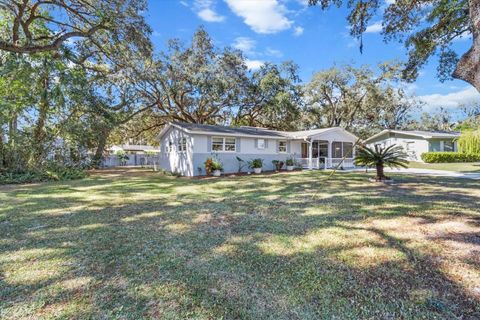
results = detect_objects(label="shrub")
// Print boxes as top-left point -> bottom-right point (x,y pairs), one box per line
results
421,152 -> 480,163
285,157 -> 295,166
248,158 -> 263,169
272,160 -> 284,171
204,157 -> 223,175
0,166 -> 87,185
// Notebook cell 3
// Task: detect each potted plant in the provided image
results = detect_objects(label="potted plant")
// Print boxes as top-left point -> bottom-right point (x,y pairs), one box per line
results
248,158 -> 264,174
354,144 -> 409,182
204,157 -> 223,176
285,157 -> 295,171
272,160 -> 284,171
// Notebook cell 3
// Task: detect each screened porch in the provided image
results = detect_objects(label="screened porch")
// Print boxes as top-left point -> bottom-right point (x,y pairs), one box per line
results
297,140 -> 355,169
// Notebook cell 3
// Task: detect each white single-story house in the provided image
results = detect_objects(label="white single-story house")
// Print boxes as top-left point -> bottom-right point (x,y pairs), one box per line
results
158,122 -> 359,176
364,129 -> 461,161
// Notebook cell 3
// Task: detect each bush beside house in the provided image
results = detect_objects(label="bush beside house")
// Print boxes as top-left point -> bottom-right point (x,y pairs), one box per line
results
421,152 -> 480,163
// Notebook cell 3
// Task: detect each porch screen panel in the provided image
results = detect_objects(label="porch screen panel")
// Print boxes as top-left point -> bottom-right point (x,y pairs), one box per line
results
332,142 -> 342,158
318,141 -> 328,157
343,142 -> 353,158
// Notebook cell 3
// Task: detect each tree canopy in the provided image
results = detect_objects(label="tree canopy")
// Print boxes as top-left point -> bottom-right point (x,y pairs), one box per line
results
308,0 -> 480,92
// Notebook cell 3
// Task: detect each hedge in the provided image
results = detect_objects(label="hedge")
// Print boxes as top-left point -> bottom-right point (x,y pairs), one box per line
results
0,167 -> 87,185
421,152 -> 480,163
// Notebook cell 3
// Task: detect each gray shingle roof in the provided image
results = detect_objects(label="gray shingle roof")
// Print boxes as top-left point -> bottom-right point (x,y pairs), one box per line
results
172,122 -> 288,138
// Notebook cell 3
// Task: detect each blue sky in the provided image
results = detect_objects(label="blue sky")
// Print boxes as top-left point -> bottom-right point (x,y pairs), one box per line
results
146,0 -> 479,119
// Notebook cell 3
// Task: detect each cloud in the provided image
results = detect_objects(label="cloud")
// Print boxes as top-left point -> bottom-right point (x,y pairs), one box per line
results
417,87 -> 480,112
195,0 -> 225,22
293,26 -> 304,36
224,0 -> 293,34
365,21 -> 383,33
233,37 -> 256,54
265,47 -> 283,58
245,59 -> 264,70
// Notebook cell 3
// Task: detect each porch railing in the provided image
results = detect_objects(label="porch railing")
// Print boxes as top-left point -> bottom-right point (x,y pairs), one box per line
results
298,157 -> 355,169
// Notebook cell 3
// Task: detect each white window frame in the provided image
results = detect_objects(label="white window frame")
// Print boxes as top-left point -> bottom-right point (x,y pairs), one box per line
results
166,140 -> 173,153
278,140 -> 287,153
211,136 -> 236,153
177,137 -> 187,152
257,138 -> 265,150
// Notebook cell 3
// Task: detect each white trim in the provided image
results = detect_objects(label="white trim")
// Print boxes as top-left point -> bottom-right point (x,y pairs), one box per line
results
365,129 -> 460,143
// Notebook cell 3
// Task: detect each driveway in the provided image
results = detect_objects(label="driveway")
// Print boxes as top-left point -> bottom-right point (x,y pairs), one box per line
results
383,167 -> 480,180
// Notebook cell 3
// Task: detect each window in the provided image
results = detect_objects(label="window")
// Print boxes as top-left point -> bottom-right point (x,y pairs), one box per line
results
278,140 -> 287,153
343,142 -> 353,158
177,137 -> 187,152
211,137 -> 236,152
444,140 -> 454,152
166,140 -> 173,153
332,142 -> 342,158
429,141 -> 441,152
257,139 -> 265,149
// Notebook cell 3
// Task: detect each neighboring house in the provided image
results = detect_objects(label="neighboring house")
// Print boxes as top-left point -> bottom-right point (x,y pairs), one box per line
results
158,122 -> 359,176
365,129 -> 460,161
103,144 -> 159,167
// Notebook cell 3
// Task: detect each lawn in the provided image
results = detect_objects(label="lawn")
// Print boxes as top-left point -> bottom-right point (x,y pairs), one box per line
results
408,161 -> 480,173
1,168 -> 479,319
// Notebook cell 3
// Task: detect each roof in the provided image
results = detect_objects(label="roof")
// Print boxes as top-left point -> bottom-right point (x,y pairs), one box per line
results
365,129 -> 460,143
109,144 -> 158,152
171,122 -> 287,138
158,122 -> 359,141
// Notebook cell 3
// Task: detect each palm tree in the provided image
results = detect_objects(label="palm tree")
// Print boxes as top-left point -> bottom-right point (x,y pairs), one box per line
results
354,144 -> 409,181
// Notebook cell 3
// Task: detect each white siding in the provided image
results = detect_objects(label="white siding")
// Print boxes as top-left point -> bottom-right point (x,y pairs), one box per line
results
159,127 -> 194,176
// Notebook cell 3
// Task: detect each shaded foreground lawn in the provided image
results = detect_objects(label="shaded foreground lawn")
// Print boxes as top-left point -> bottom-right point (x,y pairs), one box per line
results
1,169 -> 479,319
409,161 -> 480,173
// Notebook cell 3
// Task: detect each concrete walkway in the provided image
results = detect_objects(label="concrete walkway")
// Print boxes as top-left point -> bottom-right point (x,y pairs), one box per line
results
382,167 -> 480,180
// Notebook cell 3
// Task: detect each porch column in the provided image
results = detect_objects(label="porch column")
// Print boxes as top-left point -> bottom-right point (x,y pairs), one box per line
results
308,140 -> 313,170
327,141 -> 332,169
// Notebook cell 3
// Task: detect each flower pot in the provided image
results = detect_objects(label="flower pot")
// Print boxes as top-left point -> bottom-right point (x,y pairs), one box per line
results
286,165 -> 294,171
213,170 -> 221,177
253,168 -> 262,174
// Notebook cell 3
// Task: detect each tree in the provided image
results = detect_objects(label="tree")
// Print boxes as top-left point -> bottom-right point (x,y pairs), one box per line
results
146,27 -> 248,125
302,63 -> 402,135
0,0 -> 151,55
354,144 -> 409,181
407,107 -> 454,131
308,0 -> 480,93
457,129 -> 480,153
233,61 -> 303,130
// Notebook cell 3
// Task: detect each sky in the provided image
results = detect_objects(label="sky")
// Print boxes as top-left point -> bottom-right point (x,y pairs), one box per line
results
146,0 -> 480,120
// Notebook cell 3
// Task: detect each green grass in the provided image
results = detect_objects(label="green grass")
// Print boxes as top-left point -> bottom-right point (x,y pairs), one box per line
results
408,161 -> 480,173
1,168 -> 479,319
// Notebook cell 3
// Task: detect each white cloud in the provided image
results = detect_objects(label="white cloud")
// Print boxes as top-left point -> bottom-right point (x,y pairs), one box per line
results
453,30 -> 472,42
245,59 -> 264,70
293,26 -> 304,36
233,37 -> 256,54
265,47 -> 283,58
180,1 -> 188,7
195,0 -> 225,22
198,8 -> 225,22
365,21 -> 383,33
224,0 -> 293,34
417,87 -> 480,112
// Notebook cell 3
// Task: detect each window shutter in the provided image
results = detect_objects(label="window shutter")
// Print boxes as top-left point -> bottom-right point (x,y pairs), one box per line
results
236,138 -> 241,153
207,136 -> 212,152
254,138 -> 258,149
287,141 -> 291,153
265,139 -> 269,149
275,140 -> 279,153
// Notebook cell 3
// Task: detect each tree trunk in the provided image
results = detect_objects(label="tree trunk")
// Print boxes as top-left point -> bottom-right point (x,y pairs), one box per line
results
453,0 -> 480,92
29,65 -> 49,167
0,126 -> 4,169
92,127 -> 111,168
375,163 -> 385,181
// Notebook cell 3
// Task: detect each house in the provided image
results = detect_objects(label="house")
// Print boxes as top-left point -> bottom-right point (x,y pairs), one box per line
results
364,129 -> 460,161
103,144 -> 159,167
158,122 -> 359,176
